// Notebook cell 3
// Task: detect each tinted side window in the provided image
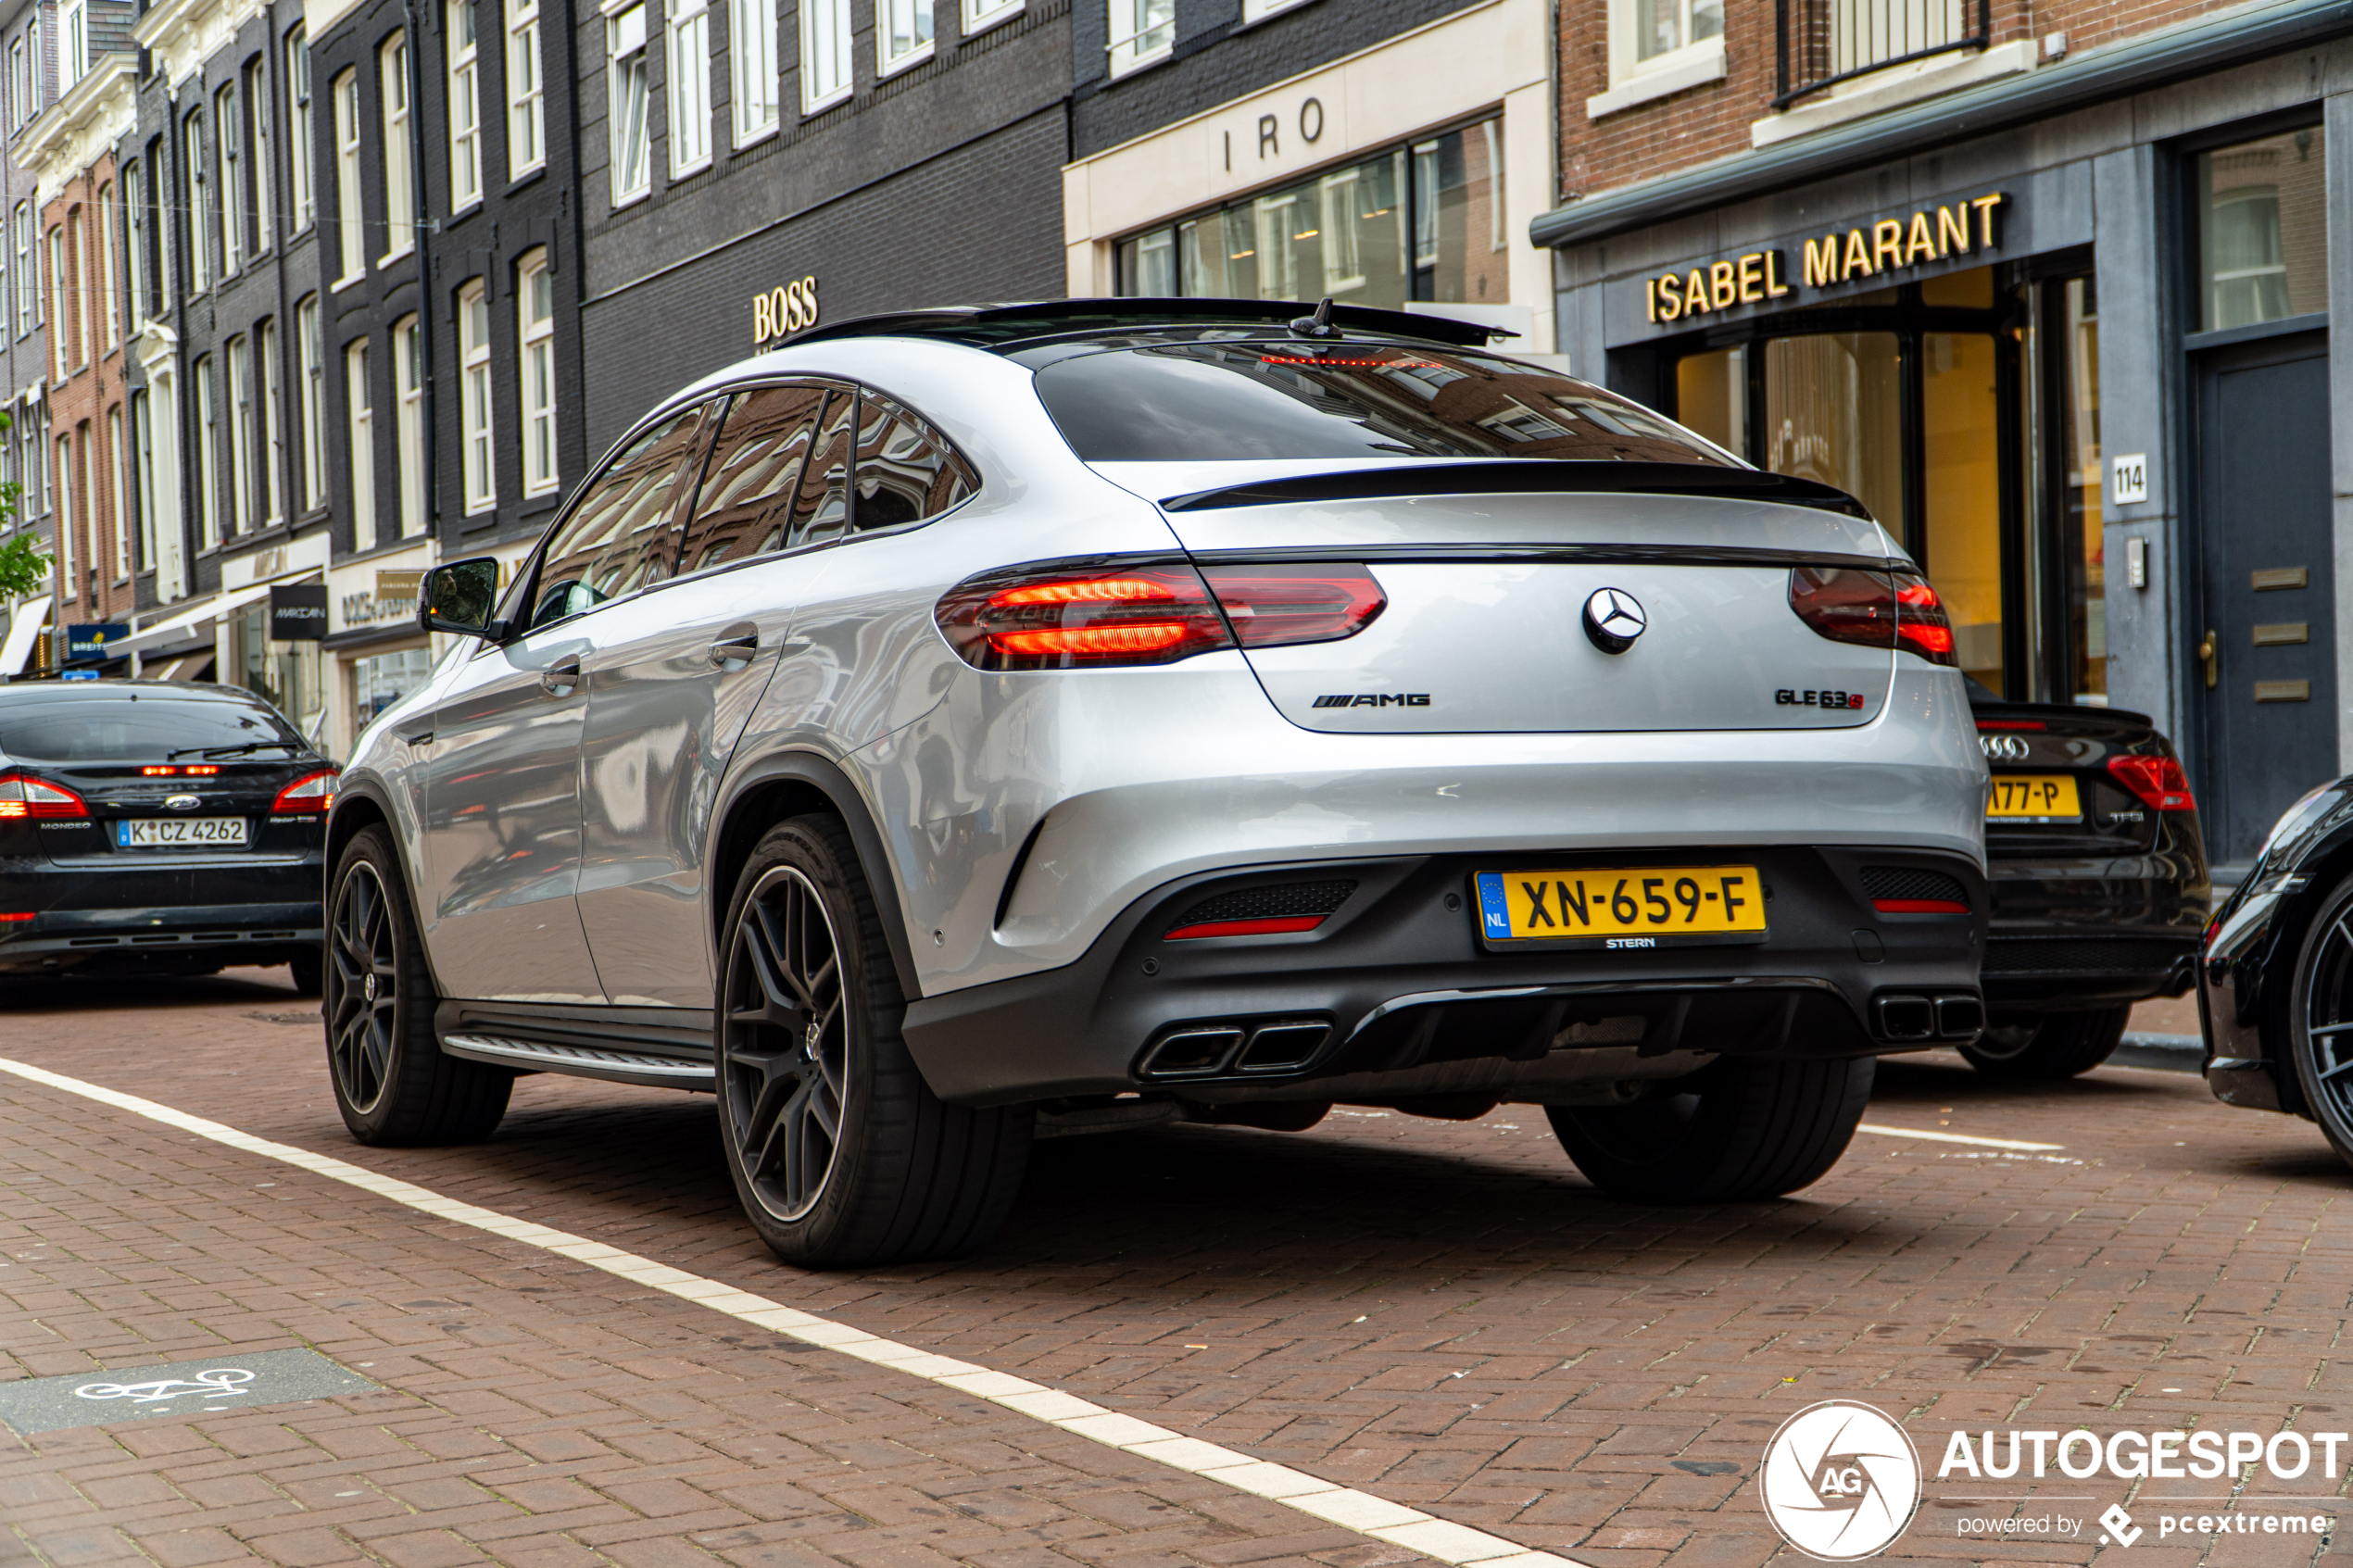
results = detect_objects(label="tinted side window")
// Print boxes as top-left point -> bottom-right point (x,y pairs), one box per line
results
790,392 -> 857,546
676,383 -> 829,574
530,405 -> 712,629
855,394 -> 977,529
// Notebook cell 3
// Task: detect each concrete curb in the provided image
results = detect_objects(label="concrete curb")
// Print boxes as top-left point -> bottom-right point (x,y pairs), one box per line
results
2111,1032 -> 2204,1073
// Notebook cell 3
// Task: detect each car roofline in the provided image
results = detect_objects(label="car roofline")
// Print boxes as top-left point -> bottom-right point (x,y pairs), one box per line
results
780,297 -> 1512,352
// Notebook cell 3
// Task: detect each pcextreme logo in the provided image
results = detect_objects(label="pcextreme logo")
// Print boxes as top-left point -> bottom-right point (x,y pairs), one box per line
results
1759,1399 -> 1922,1561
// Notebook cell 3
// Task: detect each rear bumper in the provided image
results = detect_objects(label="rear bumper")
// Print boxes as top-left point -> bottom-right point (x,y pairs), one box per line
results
0,902 -> 322,972
901,844 -> 1987,1106
1981,929 -> 2200,1010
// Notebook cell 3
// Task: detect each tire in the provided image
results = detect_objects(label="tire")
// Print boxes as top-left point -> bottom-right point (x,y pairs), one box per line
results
288,947 -> 324,997
2284,872 -> 2353,1170
1546,1055 -> 1873,1204
324,826 -> 511,1145
1960,1006 -> 2129,1080
716,814 -> 1032,1268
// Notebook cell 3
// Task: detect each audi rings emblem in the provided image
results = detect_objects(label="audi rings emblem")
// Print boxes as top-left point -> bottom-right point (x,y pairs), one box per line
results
1582,588 -> 1648,655
1979,734 -> 2031,762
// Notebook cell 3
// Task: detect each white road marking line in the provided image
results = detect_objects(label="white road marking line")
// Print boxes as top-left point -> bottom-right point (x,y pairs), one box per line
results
1856,1122 -> 2064,1151
0,1055 -> 1587,1568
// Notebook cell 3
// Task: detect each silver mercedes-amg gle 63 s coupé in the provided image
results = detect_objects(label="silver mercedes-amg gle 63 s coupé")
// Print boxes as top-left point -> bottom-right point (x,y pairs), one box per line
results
325,299 -> 1989,1266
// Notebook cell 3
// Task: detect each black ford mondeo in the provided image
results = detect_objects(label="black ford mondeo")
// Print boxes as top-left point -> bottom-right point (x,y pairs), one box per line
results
0,682 -> 335,988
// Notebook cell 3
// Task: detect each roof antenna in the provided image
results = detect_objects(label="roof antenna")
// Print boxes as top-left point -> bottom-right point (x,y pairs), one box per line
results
1288,297 -> 1340,340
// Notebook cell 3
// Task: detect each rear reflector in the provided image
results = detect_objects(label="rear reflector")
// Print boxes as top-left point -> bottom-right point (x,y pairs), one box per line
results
2107,754 -> 2196,811
1975,720 -> 2045,732
272,770 -> 340,813
0,774 -> 87,819
1165,915 -> 1327,940
937,558 -> 1386,671
0,912 -> 32,922
1872,898 -> 1970,914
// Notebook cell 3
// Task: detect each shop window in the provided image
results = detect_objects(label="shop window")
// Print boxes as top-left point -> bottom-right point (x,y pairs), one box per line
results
1117,126 -> 1500,310
2196,125 -> 2327,332
1674,344 -> 1743,456
608,3 -> 650,202
354,646 -> 435,733
239,601 -> 323,740
1921,331 -> 2002,689
1762,332 -> 1903,528
2051,274 -> 2103,703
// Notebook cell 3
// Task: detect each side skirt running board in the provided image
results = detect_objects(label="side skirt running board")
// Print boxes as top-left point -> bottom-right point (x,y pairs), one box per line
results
440,1034 -> 717,1091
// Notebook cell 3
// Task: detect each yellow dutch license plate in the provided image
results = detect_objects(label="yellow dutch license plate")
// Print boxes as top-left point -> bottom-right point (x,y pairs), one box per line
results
1472,866 -> 1768,949
1986,773 -> 2082,822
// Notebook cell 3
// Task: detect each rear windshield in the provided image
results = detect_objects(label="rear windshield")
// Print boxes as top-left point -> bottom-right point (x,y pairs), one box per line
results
0,693 -> 308,762
1034,341 -> 1735,466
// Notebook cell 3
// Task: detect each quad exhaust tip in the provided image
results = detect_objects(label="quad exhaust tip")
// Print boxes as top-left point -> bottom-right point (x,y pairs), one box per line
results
1138,1018 -> 1332,1080
1873,992 -> 1984,1044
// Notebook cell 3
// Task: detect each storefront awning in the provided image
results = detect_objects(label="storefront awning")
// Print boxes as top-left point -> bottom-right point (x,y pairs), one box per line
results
147,652 -> 217,682
119,584 -> 273,659
0,595 -> 53,676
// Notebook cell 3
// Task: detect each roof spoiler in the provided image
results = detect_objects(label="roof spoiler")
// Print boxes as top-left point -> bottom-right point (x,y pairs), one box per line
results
1157,461 -> 1878,521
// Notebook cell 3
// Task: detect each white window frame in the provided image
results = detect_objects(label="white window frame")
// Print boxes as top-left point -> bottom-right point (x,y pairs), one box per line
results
216,82 -> 242,276
61,0 -> 83,85
288,29 -> 313,231
606,2 -> 650,205
448,0 -> 482,210
107,407 -> 124,580
730,0 -> 775,145
458,279 -> 495,513
54,433 -> 73,599
876,0 -> 930,77
379,33 -> 415,265
124,162 -> 144,330
1105,0 -> 1173,79
333,69 -> 362,284
45,225 -> 64,377
96,182 -> 115,353
226,332 -> 253,533
505,0 -> 544,177
346,337 -> 375,551
297,295 -> 323,510
184,110 -> 211,293
799,0 -> 849,112
247,62 -> 272,253
70,207 -> 86,369
132,389 -> 154,571
11,203 -> 26,337
193,356 -> 219,550
259,316 -> 283,527
1591,0 -> 1725,117
8,42 -> 22,130
666,0 -> 711,175
961,0 -> 1020,38
1238,0 -> 1310,24
393,313 -> 423,537
517,246 -> 556,496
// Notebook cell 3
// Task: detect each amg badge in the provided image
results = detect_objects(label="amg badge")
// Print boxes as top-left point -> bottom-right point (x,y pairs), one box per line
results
1313,693 -> 1432,709
1777,688 -> 1867,709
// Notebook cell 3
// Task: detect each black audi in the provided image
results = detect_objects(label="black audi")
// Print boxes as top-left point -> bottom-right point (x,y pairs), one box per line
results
1964,688 -> 2209,1077
0,682 -> 335,988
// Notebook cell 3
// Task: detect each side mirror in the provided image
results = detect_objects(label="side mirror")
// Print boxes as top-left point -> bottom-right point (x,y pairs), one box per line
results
420,558 -> 505,640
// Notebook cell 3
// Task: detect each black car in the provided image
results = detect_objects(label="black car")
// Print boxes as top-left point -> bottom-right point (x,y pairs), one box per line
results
0,682 -> 334,988
1963,691 -> 2209,1077
2199,777 -> 2353,1160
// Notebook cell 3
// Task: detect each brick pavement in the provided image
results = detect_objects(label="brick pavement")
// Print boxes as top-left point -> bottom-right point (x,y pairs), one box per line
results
4,969 -> 2351,1568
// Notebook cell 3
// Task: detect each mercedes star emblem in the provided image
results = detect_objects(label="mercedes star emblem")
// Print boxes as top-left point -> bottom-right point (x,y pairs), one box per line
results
1582,588 -> 1648,655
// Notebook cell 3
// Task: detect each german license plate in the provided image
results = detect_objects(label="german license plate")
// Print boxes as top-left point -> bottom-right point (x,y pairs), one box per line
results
1473,866 -> 1768,948
1986,774 -> 2082,822
116,818 -> 248,847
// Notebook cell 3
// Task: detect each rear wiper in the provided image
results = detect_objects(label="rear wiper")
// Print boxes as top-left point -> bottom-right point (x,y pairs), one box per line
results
167,741 -> 304,759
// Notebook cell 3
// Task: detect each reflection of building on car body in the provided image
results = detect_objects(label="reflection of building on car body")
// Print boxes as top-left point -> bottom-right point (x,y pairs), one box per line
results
337,298 -> 1989,1267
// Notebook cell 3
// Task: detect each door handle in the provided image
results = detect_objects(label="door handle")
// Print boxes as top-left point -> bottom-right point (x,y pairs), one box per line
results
708,625 -> 760,669
541,656 -> 582,695
2198,631 -> 2219,690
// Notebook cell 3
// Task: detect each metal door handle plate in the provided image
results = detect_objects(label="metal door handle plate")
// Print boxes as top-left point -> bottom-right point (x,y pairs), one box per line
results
542,659 -> 582,695
2198,631 -> 2218,690
708,633 -> 760,669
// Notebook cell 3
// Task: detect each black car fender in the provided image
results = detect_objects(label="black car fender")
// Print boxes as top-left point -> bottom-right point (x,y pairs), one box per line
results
706,748 -> 925,1003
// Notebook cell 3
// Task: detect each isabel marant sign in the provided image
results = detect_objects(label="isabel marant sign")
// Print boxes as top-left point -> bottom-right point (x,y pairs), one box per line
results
1636,191 -> 2008,326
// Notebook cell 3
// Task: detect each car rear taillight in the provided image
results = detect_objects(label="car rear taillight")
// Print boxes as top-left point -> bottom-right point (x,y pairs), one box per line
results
1787,568 -> 1957,667
1199,565 -> 1385,647
272,770 -> 339,813
2108,754 -> 2195,811
0,774 -> 87,819
1894,575 -> 1957,666
937,560 -> 1386,671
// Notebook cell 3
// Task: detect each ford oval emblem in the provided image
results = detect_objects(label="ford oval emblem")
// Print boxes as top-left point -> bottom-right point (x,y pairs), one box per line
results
164,794 -> 201,811
1582,588 -> 1647,655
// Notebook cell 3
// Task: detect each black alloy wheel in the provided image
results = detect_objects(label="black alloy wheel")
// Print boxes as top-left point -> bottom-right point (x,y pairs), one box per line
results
2288,872 -> 2353,1169
1959,1006 -> 2130,1080
723,862 -> 851,1223
322,826 -> 511,1145
1547,1055 -> 1874,1204
715,815 -> 1032,1268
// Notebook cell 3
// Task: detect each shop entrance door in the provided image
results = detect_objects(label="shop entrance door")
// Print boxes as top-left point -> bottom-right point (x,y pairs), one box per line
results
2196,329 -> 2337,865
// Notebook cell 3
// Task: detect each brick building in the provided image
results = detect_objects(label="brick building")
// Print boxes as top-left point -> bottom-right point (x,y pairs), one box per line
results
0,0 -> 53,681
1535,0 -> 2353,872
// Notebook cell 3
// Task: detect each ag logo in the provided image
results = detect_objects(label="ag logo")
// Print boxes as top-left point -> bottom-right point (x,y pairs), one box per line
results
1758,1399 -> 1920,1561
